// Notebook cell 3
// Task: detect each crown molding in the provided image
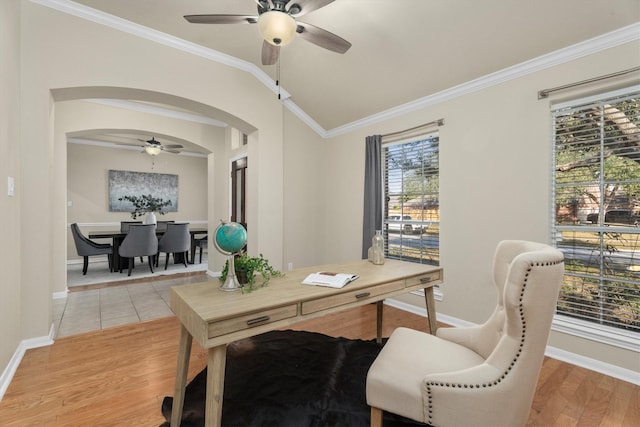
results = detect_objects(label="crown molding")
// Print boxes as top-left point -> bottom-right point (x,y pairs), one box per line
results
30,0 -> 290,100
86,99 -> 228,127
325,22 -> 640,138
67,137 -> 209,158
31,1 -> 640,139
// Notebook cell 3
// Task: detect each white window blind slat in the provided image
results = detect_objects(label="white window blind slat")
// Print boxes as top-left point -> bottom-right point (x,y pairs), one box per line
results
551,89 -> 640,344
382,133 -> 440,267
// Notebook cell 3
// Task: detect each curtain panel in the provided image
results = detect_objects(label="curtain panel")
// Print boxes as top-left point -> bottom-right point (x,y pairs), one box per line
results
362,135 -> 383,259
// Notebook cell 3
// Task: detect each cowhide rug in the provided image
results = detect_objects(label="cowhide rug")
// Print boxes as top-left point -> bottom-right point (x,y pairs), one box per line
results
160,330 -> 428,427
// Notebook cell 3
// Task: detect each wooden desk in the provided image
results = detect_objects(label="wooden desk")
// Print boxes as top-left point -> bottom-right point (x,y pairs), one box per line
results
169,259 -> 443,427
89,228 -> 207,268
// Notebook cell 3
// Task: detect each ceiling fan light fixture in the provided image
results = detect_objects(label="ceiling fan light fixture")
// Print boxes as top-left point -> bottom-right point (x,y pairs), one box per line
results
258,11 -> 296,46
145,145 -> 162,156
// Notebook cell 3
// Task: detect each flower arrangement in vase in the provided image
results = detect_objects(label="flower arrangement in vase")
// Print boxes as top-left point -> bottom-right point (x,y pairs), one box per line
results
118,194 -> 172,224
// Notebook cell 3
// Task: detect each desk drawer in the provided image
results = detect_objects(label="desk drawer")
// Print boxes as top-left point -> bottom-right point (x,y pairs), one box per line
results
301,280 -> 404,315
405,270 -> 442,289
208,304 -> 297,338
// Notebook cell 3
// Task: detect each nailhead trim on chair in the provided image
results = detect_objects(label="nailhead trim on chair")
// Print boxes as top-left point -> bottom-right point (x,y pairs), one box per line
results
424,259 -> 563,424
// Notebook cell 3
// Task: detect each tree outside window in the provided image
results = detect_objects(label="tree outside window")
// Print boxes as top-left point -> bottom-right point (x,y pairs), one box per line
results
552,90 -> 640,339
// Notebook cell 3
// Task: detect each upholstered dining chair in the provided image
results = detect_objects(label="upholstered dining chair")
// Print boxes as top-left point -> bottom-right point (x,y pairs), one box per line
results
366,240 -> 564,427
195,235 -> 208,264
120,220 -> 142,232
120,220 -> 145,264
156,220 -> 175,232
157,222 -> 190,270
70,223 -> 113,275
118,224 -> 158,276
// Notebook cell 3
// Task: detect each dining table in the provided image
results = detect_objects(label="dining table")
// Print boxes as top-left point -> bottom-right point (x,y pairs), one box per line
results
89,227 -> 208,271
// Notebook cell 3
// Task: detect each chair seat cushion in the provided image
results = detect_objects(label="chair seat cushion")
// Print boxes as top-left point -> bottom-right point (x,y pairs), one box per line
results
366,327 -> 485,423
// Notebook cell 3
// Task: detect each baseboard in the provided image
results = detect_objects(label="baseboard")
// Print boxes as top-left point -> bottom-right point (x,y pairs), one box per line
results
0,324 -> 55,401
545,346 -> 639,386
53,290 -> 69,299
384,298 -> 639,385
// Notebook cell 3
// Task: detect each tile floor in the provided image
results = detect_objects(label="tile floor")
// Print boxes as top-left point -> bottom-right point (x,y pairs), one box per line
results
56,255 -> 216,338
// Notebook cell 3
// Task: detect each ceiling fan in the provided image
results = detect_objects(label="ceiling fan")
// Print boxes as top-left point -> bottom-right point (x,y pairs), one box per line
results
137,137 -> 183,156
184,0 -> 351,65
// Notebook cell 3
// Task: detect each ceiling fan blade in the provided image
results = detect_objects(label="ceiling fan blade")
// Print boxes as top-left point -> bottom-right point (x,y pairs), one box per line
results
116,142 -> 145,148
288,0 -> 335,17
163,148 -> 182,154
163,144 -> 184,149
184,14 -> 258,24
296,22 -> 351,54
262,41 -> 280,65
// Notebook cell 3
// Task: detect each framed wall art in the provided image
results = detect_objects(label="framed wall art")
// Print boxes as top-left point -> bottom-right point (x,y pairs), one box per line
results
109,170 -> 178,212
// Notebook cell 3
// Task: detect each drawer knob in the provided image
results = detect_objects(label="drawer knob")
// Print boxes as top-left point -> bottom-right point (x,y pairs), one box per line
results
246,315 -> 270,326
355,292 -> 371,299
420,276 -> 432,284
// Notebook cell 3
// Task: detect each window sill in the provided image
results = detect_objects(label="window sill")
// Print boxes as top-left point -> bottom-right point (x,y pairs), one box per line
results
552,314 -> 639,352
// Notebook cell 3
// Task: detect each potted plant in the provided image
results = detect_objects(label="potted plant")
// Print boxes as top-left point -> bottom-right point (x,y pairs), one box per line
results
219,252 -> 284,292
118,194 -> 172,224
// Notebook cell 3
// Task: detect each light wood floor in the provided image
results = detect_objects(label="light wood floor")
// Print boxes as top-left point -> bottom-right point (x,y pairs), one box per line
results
0,304 -> 637,426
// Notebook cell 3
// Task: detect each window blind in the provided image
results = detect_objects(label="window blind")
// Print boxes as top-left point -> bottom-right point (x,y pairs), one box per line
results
551,87 -> 640,344
382,132 -> 440,266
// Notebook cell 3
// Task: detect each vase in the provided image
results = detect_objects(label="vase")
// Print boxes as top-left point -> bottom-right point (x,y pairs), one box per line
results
145,212 -> 157,225
371,230 -> 385,265
236,270 -> 250,285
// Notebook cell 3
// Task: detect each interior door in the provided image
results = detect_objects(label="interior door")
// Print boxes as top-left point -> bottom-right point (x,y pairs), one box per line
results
231,157 -> 247,230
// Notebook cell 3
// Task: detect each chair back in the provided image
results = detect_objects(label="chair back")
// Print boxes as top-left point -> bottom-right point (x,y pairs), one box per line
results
120,221 -> 142,232
156,220 -> 175,232
158,223 -> 190,253
70,223 -> 108,256
119,224 -> 158,257
431,240 -> 564,426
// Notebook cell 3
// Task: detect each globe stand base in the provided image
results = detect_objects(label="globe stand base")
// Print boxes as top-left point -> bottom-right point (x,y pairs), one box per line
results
219,254 -> 243,292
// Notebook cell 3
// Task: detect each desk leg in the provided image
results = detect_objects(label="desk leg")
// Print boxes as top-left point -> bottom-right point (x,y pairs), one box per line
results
424,287 -> 438,335
376,300 -> 383,344
205,345 -> 227,427
171,325 -> 192,427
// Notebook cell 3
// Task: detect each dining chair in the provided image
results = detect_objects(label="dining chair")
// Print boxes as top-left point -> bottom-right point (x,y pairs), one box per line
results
157,223 -> 190,270
118,224 -> 158,276
195,235 -> 208,264
70,223 -> 113,275
120,221 -> 143,232
366,240 -> 565,427
156,220 -> 175,233
121,221 -> 144,263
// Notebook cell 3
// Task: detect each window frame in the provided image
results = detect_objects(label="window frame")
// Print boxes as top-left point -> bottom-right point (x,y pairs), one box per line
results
550,86 -> 640,351
381,132 -> 441,299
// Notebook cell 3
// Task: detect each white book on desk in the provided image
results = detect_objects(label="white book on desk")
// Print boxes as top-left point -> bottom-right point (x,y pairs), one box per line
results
302,272 -> 359,288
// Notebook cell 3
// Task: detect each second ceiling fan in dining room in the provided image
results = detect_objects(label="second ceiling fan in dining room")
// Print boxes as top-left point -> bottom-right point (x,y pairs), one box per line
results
137,137 -> 183,156
183,0 -> 352,65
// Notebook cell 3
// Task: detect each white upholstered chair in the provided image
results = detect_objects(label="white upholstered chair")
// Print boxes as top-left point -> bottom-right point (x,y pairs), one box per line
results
366,240 -> 564,427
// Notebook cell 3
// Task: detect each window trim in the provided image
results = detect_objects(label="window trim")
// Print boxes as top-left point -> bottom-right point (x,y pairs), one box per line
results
381,131 -> 440,266
550,86 -> 640,350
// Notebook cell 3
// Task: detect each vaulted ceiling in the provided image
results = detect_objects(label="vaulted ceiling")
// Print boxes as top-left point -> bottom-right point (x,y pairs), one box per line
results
44,0 -> 640,137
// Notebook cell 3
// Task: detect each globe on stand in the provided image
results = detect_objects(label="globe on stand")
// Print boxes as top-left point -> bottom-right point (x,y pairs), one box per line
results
214,220 -> 248,291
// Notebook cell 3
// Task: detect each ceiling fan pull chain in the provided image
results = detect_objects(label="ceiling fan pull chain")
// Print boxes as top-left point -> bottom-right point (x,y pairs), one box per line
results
277,54 -> 281,100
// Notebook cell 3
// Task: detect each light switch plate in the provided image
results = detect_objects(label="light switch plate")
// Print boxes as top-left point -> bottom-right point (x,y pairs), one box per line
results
7,176 -> 15,196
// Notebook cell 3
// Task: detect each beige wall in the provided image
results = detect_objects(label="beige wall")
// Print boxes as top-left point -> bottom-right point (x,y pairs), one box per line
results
323,42 -> 640,371
12,0 -> 323,355
1,0 -> 637,391
0,0 -> 22,382
66,143 -> 208,251
61,99 -> 214,265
